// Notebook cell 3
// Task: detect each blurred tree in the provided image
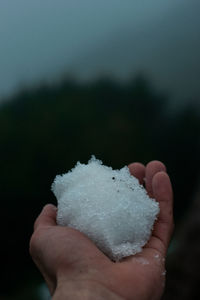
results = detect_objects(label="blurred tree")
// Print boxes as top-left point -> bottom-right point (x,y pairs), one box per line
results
0,75 -> 199,297
163,177 -> 200,300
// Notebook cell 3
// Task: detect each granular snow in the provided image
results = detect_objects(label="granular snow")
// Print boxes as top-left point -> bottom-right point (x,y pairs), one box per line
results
51,156 -> 159,261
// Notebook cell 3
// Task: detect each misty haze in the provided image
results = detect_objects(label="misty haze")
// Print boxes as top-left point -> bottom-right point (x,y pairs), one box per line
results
0,0 -> 199,104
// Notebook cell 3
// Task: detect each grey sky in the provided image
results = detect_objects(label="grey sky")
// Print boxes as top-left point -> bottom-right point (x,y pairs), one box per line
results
0,0 -> 199,103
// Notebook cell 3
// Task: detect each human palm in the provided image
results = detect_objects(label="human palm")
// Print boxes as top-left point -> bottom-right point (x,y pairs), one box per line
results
30,161 -> 174,300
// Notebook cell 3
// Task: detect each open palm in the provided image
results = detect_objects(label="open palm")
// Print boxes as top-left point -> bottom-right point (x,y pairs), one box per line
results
30,161 -> 174,300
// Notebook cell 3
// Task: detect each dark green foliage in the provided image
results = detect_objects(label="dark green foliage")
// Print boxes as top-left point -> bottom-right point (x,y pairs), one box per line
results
0,75 -> 199,296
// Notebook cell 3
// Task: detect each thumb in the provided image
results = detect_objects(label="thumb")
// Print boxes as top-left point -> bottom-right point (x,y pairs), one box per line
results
34,204 -> 57,231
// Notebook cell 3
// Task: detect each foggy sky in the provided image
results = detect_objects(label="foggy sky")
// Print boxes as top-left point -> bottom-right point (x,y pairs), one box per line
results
0,0 -> 199,103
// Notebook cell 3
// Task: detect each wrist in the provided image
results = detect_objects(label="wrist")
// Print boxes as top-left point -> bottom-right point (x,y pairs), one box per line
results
52,280 -> 124,300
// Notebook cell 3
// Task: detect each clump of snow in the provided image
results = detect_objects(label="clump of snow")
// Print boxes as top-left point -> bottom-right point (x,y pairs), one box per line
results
135,257 -> 150,265
154,254 -> 160,259
51,156 -> 159,261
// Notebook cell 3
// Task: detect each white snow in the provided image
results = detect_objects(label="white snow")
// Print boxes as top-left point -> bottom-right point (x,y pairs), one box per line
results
51,156 -> 159,261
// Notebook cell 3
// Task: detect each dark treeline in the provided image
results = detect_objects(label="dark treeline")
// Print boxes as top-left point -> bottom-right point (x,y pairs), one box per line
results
0,75 -> 200,297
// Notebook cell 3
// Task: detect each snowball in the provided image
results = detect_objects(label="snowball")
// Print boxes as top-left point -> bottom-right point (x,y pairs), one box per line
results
51,156 -> 159,261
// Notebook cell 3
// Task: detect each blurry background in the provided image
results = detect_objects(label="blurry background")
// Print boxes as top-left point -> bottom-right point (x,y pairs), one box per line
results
0,0 -> 200,299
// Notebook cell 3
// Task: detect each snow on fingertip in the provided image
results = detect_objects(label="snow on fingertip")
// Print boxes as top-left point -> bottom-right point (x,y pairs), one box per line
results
51,156 -> 159,261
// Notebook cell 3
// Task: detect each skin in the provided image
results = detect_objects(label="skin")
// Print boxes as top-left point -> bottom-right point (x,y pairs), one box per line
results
29,161 -> 174,300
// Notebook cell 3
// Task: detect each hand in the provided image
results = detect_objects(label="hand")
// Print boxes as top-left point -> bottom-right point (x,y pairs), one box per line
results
30,161 -> 174,300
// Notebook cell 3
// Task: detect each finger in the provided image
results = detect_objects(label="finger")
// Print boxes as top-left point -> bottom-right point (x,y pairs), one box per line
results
145,161 -> 166,197
128,162 -> 145,185
146,172 -> 174,254
34,204 -> 57,231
